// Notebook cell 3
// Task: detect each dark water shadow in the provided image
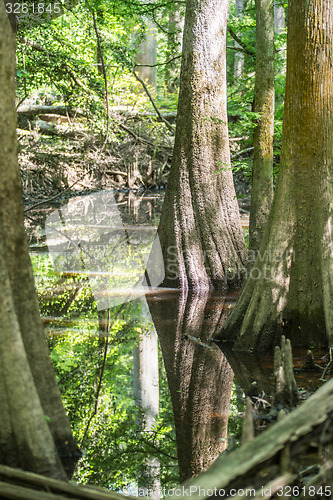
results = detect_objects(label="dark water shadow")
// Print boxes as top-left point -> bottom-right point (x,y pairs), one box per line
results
220,345 -> 327,398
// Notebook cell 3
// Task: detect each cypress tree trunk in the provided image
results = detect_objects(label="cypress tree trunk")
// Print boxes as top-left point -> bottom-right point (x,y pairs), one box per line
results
155,0 -> 247,290
219,0 -> 333,351
0,5 -> 79,476
248,0 -> 275,257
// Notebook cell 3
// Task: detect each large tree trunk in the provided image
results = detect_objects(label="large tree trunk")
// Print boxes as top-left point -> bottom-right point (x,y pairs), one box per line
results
218,0 -> 333,351
0,4 -> 79,476
248,0 -> 274,256
155,0 -> 247,290
147,290 -> 234,483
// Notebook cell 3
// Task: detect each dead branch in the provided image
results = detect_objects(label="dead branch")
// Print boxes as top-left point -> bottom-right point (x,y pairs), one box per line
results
132,70 -> 176,134
274,336 -> 299,407
0,465 -> 134,500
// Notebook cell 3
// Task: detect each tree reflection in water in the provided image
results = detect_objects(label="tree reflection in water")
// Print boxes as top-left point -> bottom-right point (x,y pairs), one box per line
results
147,289 -> 237,483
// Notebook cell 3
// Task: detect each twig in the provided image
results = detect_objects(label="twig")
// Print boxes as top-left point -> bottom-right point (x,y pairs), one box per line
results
132,70 -> 176,134
134,54 -> 181,68
228,27 -> 256,59
232,146 -> 254,158
227,45 -> 254,55
23,168 -> 95,213
91,9 -> 110,150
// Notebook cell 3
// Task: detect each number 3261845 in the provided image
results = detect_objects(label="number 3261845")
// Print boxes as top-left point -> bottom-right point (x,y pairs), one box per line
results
6,3 -> 61,14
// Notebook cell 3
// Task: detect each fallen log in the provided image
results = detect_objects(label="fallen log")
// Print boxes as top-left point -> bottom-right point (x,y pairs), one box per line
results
172,378 -> 333,499
1,381 -> 332,498
17,105 -> 85,120
32,119 -> 81,138
0,465 -> 134,500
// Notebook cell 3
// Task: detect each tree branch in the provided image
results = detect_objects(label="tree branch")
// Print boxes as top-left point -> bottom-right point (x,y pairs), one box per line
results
132,70 -> 176,134
228,27 -> 256,59
134,54 -> 181,68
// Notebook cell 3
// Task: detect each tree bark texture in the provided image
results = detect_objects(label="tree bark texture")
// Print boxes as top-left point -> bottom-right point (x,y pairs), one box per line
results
155,0 -> 247,290
147,290 -> 234,483
0,464 -> 136,500
248,0 -> 274,256
219,0 -> 333,351
0,4 -> 79,477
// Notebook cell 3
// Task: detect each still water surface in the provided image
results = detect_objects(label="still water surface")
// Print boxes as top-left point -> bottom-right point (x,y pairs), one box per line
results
26,190 -> 325,495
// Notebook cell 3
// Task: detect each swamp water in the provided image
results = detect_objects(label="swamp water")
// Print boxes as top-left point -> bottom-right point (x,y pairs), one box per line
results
26,190 -> 326,495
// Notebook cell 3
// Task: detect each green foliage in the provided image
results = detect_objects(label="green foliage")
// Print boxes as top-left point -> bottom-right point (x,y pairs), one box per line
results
226,0 -> 287,181
49,313 -> 178,491
31,252 -> 178,491
16,0 -> 183,122
228,382 -> 246,447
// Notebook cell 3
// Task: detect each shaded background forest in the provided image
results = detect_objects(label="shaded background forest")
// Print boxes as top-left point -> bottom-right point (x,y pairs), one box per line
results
17,0 -> 286,205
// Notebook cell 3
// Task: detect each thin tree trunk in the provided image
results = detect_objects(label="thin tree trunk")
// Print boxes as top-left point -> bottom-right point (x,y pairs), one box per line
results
234,0 -> 244,80
248,0 -> 275,257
